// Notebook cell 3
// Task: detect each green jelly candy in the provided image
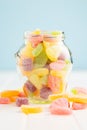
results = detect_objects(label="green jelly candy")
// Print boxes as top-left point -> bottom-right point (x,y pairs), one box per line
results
32,44 -> 43,57
34,48 -> 48,68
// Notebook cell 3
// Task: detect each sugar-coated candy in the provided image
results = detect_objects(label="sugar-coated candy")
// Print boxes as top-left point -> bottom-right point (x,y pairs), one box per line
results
31,68 -> 49,77
48,75 -> 63,93
71,87 -> 87,95
34,48 -> 48,68
49,98 -> 72,115
24,80 -> 37,92
29,34 -> 43,48
72,102 -> 87,110
21,105 -> 43,114
49,60 -> 66,70
0,90 -> 20,97
20,43 -> 33,58
46,45 -> 61,61
0,97 -> 11,104
32,44 -> 43,57
22,58 -> 33,71
28,74 -> 42,89
16,97 -> 29,107
40,87 -> 52,99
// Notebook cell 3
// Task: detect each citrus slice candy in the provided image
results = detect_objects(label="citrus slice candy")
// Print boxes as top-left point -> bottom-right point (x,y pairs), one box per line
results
21,105 -> 43,114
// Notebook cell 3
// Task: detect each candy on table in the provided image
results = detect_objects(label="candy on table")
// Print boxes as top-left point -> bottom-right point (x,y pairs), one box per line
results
46,45 -> 61,61
49,60 -> 66,70
0,90 -> 20,97
49,98 -> 72,115
48,75 -> 64,93
48,93 -> 68,101
71,87 -> 87,95
40,86 -> 52,99
72,102 -> 87,110
18,91 -> 26,97
32,43 -> 43,57
16,97 -> 29,107
21,105 -> 43,114
33,48 -> 48,68
0,97 -> 11,104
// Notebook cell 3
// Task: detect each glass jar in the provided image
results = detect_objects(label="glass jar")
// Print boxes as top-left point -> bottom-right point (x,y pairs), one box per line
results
15,29 -> 73,104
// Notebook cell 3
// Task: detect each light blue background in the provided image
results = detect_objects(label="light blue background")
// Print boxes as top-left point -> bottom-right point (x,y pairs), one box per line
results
0,0 -> 87,70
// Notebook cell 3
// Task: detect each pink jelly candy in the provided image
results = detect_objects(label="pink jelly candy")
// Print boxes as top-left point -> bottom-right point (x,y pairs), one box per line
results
49,60 -> 65,70
0,97 -> 11,104
29,35 -> 43,47
22,58 -> 33,71
49,98 -> 72,115
72,102 -> 87,110
40,87 -> 52,99
16,97 -> 29,107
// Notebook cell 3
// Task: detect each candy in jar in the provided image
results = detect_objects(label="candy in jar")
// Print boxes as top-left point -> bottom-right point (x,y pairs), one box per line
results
15,29 -> 73,104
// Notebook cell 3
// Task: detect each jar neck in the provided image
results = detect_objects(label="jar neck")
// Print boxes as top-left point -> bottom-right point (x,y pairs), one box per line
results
24,31 -> 64,44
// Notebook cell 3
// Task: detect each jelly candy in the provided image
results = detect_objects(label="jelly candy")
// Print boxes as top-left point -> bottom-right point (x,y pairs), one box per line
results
48,75 -> 63,93
32,29 -> 41,35
20,43 -> 33,58
49,98 -> 72,115
21,105 -> 43,114
32,44 -> 43,57
48,93 -> 68,101
50,70 -> 66,78
31,68 -> 49,77
40,75 -> 48,85
24,80 -> 36,92
29,34 -> 43,48
34,48 -> 48,68
72,102 -> 87,110
40,87 -> 52,99
18,92 -> 26,97
22,58 -> 33,71
46,45 -> 61,61
71,87 -> 87,95
28,74 -> 42,89
0,97 -> 11,104
49,60 -> 66,70
16,97 -> 29,107
68,94 -> 87,104
0,90 -> 20,97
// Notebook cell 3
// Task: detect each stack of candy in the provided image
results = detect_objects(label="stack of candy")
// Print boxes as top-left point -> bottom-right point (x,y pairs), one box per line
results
15,29 -> 73,103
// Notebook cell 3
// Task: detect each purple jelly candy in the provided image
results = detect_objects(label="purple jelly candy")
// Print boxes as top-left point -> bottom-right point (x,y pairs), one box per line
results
40,87 -> 52,99
16,97 -> 29,107
22,58 -> 33,71
25,80 -> 36,92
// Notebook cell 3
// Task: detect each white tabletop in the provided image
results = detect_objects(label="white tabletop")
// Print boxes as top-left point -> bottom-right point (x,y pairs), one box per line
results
0,71 -> 87,130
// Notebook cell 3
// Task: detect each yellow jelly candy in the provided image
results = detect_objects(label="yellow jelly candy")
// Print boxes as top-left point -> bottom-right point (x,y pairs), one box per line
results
50,70 -> 66,78
32,29 -> 41,35
21,105 -> 43,114
46,45 -> 61,61
28,74 -> 42,89
20,43 -> 33,59
49,93 -> 68,101
31,68 -> 49,77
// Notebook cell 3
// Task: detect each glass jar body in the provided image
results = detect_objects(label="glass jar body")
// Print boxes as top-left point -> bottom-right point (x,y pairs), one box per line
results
16,30 -> 72,104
